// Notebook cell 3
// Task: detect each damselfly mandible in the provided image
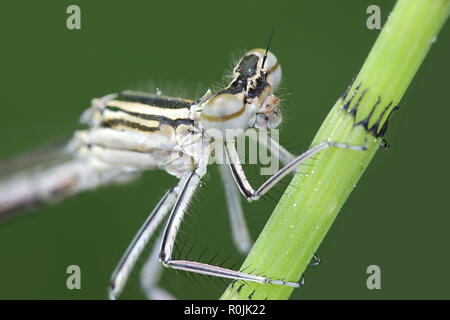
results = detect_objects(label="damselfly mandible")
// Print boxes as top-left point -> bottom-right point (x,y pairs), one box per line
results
0,44 -> 366,299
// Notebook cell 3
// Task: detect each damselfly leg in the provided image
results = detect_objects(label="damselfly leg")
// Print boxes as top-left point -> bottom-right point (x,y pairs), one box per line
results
225,140 -> 368,202
140,233 -> 174,300
219,164 -> 252,254
111,138 -> 366,299
108,186 -> 180,300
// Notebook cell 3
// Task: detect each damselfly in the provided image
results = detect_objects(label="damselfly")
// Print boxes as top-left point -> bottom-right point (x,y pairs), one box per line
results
0,41 -> 366,299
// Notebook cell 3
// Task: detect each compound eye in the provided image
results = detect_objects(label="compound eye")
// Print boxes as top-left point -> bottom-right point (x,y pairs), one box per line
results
267,58 -> 282,90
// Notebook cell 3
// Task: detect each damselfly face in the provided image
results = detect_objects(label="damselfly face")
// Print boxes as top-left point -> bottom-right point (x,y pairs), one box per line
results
200,49 -> 282,137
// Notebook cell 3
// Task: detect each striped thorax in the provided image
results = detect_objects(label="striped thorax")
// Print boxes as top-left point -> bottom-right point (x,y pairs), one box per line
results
75,90 -> 206,178
75,49 -> 283,177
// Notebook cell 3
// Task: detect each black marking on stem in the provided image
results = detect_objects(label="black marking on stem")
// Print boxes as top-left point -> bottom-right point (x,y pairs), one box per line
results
362,101 -> 396,137
349,88 -> 369,116
341,76 -> 356,100
342,78 -> 399,137
377,105 -> 400,137
354,96 -> 381,128
342,82 -> 362,111
248,289 -> 255,300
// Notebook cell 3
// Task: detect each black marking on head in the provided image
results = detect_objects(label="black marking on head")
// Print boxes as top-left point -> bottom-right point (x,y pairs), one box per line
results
248,77 -> 269,99
237,54 -> 260,78
219,54 -> 260,96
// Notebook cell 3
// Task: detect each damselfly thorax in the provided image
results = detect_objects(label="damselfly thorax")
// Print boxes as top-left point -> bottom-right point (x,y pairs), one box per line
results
71,48 -> 282,182
0,46 -> 366,300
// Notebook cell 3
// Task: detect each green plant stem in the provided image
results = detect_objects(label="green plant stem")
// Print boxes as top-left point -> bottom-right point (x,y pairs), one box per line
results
221,0 -> 449,300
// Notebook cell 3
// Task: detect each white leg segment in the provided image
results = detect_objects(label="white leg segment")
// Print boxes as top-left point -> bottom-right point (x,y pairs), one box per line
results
140,233 -> 175,300
225,140 -> 367,201
158,160 -> 302,288
109,186 -> 180,300
218,164 -> 252,254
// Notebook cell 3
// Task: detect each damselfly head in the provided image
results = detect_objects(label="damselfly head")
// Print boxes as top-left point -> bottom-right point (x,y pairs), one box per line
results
244,48 -> 282,91
200,48 -> 283,137
243,49 -> 282,130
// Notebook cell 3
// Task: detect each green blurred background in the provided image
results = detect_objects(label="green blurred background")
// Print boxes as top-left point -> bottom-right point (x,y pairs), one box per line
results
0,0 -> 448,299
